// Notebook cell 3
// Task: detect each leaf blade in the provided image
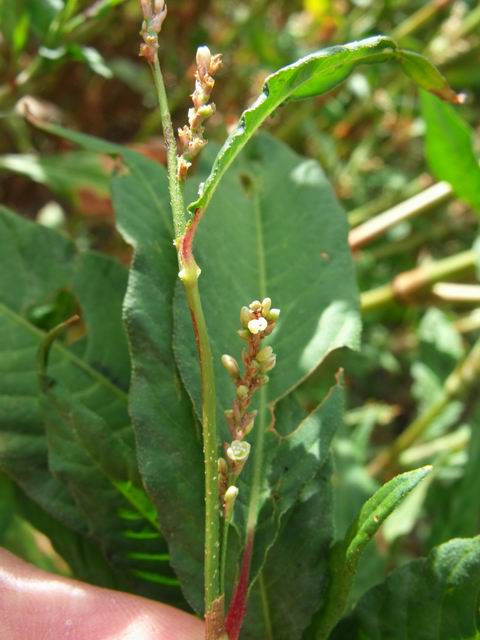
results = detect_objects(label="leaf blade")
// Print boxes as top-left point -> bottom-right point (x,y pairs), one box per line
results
188,36 -> 459,215
421,90 -> 480,213
331,536 -> 480,640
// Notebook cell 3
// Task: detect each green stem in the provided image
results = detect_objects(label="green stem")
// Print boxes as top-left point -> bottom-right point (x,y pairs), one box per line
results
151,55 -> 187,237
361,249 -> 476,312
183,278 -> 221,616
349,181 -> 452,251
220,518 -> 230,596
151,53 -> 221,630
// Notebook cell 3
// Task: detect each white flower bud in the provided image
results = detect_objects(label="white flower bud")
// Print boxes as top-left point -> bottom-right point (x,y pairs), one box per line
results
221,354 -> 240,379
260,354 -> 276,373
266,308 -> 281,321
261,297 -> 272,316
196,46 -> 211,77
223,485 -> 239,521
226,440 -> 251,464
240,306 -> 251,328
248,317 -> 268,335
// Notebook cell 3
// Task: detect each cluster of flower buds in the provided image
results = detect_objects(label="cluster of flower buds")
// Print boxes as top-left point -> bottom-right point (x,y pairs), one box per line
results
177,46 -> 222,180
217,298 -> 280,518
139,0 -> 167,64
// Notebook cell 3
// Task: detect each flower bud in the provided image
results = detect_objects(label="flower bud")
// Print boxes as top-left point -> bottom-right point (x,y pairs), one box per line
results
196,46 -> 211,77
259,375 -> 269,385
209,53 -> 223,75
266,308 -> 281,321
248,317 -> 268,335
249,300 -> 262,310
218,457 -> 228,476
227,440 -> 250,461
226,440 -> 251,476
237,328 -> 250,340
197,103 -> 216,119
240,306 -> 251,328
223,485 -> 239,521
261,297 -> 272,316
256,346 -> 273,362
236,384 -> 249,398
260,354 -> 276,373
221,354 -> 240,379
242,411 -> 257,435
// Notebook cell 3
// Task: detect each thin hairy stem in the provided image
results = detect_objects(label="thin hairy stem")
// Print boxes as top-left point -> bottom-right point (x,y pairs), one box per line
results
151,51 -> 222,636
151,55 -> 187,237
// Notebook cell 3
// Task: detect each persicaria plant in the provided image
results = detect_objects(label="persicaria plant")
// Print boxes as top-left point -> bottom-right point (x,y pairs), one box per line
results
1,1 -> 480,639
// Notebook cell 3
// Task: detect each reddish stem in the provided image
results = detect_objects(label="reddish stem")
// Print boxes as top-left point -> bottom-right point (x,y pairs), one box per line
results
225,532 -> 254,640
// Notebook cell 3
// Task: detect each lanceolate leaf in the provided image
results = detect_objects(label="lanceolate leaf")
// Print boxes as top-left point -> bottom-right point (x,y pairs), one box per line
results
421,90 -> 480,213
308,466 -> 432,639
111,151 -> 206,613
188,36 -> 460,215
242,461 -> 334,640
331,536 -> 480,640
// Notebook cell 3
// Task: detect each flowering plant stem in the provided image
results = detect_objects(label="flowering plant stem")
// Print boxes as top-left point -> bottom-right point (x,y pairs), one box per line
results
151,52 -> 222,637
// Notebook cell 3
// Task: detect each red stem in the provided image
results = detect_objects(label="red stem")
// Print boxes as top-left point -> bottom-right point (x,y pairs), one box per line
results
225,532 -> 254,640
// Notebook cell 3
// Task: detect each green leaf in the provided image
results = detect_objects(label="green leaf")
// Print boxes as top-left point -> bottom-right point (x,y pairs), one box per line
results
188,36 -> 459,215
176,134 -> 360,419
0,0 -> 29,53
0,151 -> 110,195
246,380 -> 344,587
25,0 -> 63,38
111,152 -> 206,613
16,122 -> 207,613
175,134 -> 359,614
427,404 -> 480,546
421,91 -> 480,213
39,361 -> 183,604
331,536 -> 480,640
0,207 -> 138,557
242,461 -> 334,640
308,466 -> 432,639
14,484 -> 125,588
343,466 -> 432,574
66,45 -> 113,78
399,51 -> 461,102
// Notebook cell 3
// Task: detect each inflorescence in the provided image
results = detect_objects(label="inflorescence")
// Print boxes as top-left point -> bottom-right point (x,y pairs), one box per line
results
177,46 -> 222,180
218,298 -> 280,519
